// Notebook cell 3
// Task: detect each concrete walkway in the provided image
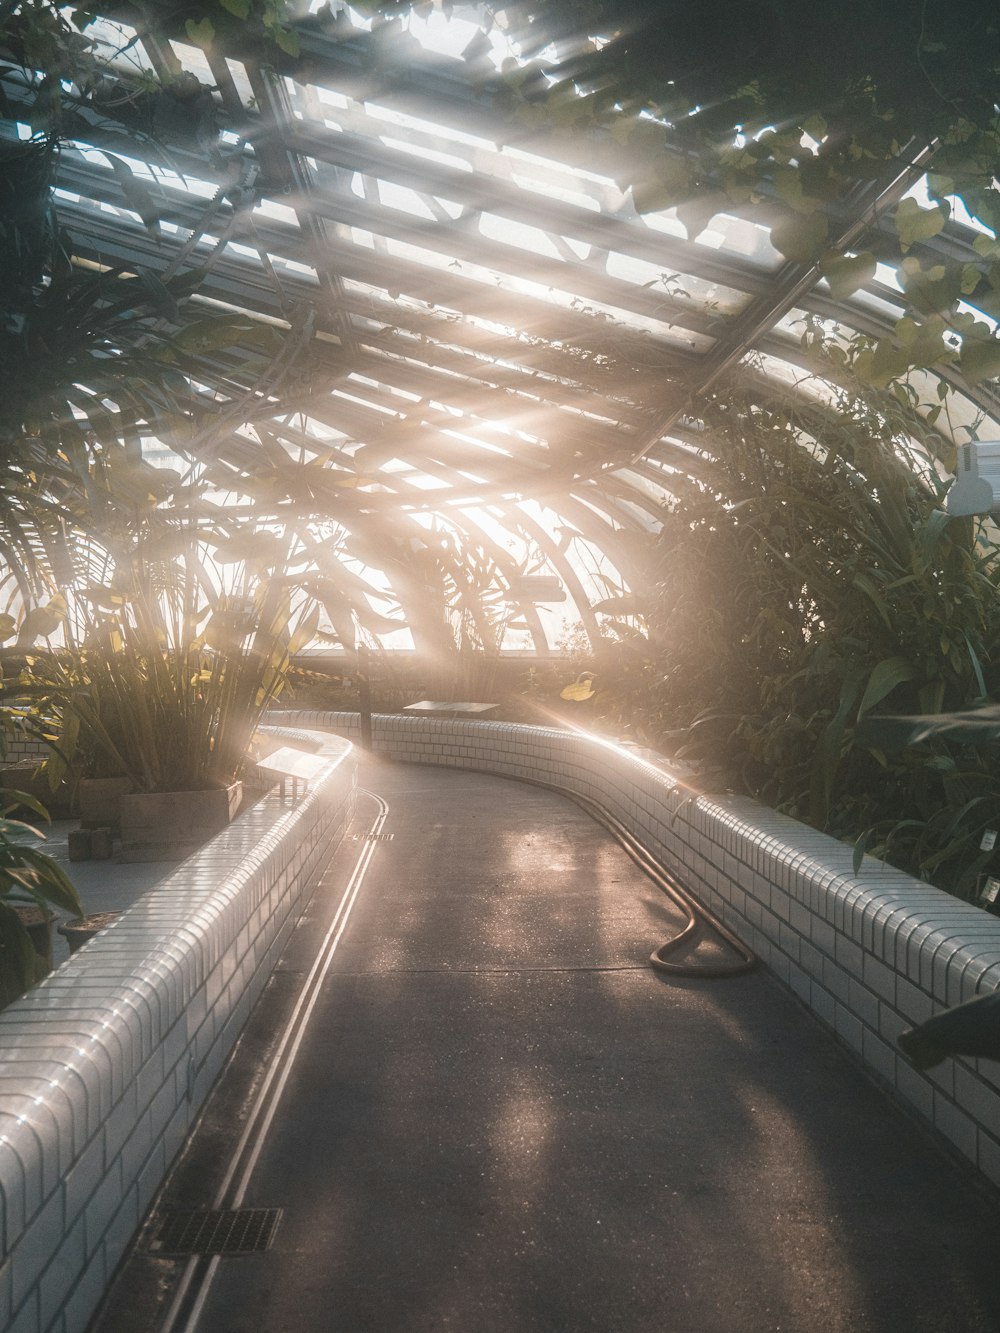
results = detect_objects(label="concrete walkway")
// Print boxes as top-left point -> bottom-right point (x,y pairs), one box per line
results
95,758 -> 1000,1332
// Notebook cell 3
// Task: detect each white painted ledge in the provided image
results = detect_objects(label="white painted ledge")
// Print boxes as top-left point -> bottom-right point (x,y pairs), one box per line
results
274,710 -> 1000,1188
0,732 -> 356,1333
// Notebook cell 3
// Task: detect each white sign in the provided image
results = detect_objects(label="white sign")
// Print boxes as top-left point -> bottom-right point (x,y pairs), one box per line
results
257,747 -> 329,783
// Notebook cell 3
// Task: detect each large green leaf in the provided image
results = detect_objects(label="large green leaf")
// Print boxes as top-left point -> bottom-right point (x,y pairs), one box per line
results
894,197 -> 948,250
857,656 -> 917,719
101,154 -> 162,236
859,706 -> 1000,750
631,156 -> 692,214
960,337 -> 1000,384
165,315 -> 266,356
185,16 -> 215,47
770,211 -> 828,263
819,250 -> 876,300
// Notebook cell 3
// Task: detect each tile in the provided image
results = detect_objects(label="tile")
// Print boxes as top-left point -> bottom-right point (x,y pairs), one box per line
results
10,1184 -> 63,1310
933,1092 -> 977,1161
809,981 -> 836,1027
0,1057 -> 106,1145
955,1065 -> 1000,1133
821,957 -> 850,1004
38,1212 -> 85,1332
834,1003 -> 864,1053
778,921 -> 802,963
896,1059 -> 935,1120
862,1027 -> 897,1085
834,934 -> 863,979
82,1159 -> 123,1262
847,979 -> 880,1031
0,1103 -> 65,1207
6,1289 -> 38,1333
877,1002 -> 908,1046
0,1256 -> 10,1328
101,1082 -> 138,1168
862,955 -> 897,1006
99,1185 -> 140,1277
977,1132 -> 1000,1190
895,976 -> 934,1026
786,961 -> 810,1004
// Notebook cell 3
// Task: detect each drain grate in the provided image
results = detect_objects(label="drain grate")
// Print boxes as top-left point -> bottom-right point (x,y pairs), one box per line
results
353,831 -> 394,843
147,1208 -> 282,1256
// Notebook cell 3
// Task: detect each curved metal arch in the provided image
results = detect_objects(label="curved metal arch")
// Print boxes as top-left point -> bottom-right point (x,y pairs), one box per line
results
500,505 -> 604,647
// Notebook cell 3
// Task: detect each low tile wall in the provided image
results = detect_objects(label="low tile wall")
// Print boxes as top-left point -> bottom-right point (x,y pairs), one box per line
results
276,710 -> 1000,1187
0,737 -> 50,768
0,732 -> 356,1333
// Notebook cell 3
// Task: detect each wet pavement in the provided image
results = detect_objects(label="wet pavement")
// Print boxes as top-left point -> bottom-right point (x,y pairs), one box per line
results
92,757 -> 1000,1333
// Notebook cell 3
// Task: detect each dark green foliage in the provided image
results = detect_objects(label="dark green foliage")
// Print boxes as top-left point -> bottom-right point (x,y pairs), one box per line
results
589,375 -> 1000,897
0,786 -> 83,1008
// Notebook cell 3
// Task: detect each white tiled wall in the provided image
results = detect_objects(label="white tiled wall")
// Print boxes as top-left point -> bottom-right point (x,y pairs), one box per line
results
0,733 -> 357,1333
277,710 -> 1000,1187
0,738 -> 50,768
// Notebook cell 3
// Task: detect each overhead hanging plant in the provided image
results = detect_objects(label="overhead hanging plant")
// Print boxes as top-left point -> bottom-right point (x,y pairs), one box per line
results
0,0 -> 294,488
351,0 -> 1000,388
580,367 -> 1000,898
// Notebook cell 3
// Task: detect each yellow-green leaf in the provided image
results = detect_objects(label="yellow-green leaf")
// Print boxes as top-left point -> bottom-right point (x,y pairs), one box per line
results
17,603 -> 65,645
854,337 -> 910,388
273,25 -> 300,56
185,16 -> 215,48
960,337 -> 1000,384
899,258 -> 962,315
858,656 -> 916,719
631,156 -> 691,214
961,263 -> 983,295
819,250 -> 876,299
169,315 -> 260,355
894,316 -> 921,345
210,531 -> 284,568
770,211 -> 829,263
560,673 -> 596,702
894,197 -> 948,251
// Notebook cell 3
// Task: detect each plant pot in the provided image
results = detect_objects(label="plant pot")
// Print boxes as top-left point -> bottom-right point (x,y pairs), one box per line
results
119,782 -> 243,862
79,776 -> 134,830
57,911 -> 122,954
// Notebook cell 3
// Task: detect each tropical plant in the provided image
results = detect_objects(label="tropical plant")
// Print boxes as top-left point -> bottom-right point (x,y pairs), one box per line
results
0,786 -> 83,1009
9,523 -> 321,793
0,0 -> 297,609
851,704 -> 1000,898
576,369 -> 1000,896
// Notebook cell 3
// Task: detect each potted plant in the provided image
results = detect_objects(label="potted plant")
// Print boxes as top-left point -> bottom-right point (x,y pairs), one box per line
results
13,526 -> 319,858
0,786 -> 84,1008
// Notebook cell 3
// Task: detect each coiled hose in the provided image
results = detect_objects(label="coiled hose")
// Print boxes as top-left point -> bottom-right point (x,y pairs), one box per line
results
487,768 -> 758,979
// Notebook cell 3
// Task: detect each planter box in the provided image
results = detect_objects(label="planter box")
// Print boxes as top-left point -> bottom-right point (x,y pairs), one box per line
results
79,775 -> 134,830
119,781 -> 243,861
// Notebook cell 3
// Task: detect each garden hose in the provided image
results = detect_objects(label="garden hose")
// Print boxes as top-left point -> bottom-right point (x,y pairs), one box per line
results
459,765 -> 758,979
551,781 -> 758,979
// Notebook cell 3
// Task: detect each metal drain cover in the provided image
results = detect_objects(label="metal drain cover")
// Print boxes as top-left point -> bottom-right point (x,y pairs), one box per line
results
147,1208 -> 282,1256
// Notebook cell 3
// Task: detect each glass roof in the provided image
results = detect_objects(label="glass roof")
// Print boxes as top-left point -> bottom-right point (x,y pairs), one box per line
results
2,4 -> 998,653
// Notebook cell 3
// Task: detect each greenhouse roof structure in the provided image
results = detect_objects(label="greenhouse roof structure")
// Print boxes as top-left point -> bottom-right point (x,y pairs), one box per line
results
2,0 -> 999,652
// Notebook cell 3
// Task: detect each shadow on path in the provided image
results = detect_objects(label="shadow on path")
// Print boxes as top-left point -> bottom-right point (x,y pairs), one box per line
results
97,759 -> 1000,1333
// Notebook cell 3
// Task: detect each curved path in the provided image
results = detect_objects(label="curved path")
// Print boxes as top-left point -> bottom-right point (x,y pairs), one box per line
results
95,758 -> 1000,1333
